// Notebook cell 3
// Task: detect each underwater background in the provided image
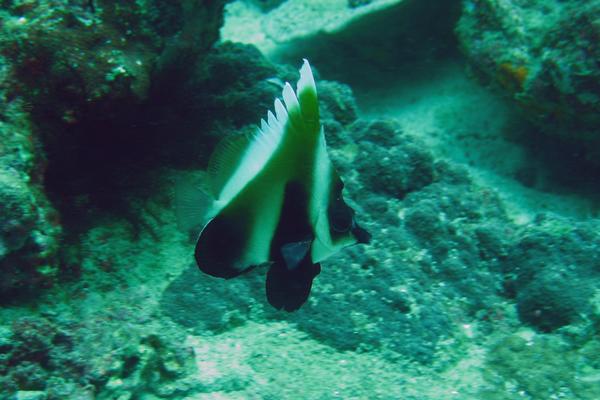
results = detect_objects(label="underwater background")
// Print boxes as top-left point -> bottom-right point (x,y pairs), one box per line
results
1,0 -> 600,398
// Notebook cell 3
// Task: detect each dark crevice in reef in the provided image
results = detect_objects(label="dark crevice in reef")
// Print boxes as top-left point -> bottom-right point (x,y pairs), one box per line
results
39,97 -> 200,230
2,1 -> 226,241
37,41 -> 278,235
36,84 -> 213,239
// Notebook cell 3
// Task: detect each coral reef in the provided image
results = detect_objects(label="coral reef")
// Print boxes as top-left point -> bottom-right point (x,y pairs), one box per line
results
482,332 -> 600,399
261,0 -> 407,43
1,1 -> 599,398
161,264 -> 264,334
502,217 -> 600,332
355,129 -> 434,199
456,0 -> 600,161
0,0 -> 224,127
0,315 -> 198,399
0,80 -> 61,300
0,316 -> 84,395
248,0 -> 288,12
223,0 -> 413,58
183,42 -> 279,131
0,0 -> 225,297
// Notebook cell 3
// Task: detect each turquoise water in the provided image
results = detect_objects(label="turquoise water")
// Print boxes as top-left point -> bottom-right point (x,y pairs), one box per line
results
1,0 -> 599,398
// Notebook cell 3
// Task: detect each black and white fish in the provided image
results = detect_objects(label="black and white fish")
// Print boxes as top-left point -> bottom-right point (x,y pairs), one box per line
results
194,60 -> 370,311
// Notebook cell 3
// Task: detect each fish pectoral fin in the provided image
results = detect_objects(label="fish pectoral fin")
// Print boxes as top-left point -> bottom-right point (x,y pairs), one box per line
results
173,173 -> 214,235
280,239 -> 312,271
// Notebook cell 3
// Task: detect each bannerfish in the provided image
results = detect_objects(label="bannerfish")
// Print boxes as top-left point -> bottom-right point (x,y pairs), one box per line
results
195,60 -> 370,311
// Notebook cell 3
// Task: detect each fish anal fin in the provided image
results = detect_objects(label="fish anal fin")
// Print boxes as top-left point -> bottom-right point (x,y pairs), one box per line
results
266,259 -> 321,312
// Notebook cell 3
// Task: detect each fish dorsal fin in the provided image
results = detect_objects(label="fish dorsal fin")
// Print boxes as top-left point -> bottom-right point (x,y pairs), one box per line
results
206,60 -> 318,206
207,108 -> 288,204
297,59 -> 319,133
280,59 -> 319,136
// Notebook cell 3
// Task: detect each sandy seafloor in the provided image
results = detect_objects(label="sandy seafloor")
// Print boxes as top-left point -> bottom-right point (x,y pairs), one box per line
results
2,1 -> 600,399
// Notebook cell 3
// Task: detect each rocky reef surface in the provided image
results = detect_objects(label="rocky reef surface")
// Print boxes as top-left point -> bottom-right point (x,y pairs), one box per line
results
0,93 -> 61,299
1,0 -> 600,399
0,0 -> 225,300
457,0 -> 600,163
